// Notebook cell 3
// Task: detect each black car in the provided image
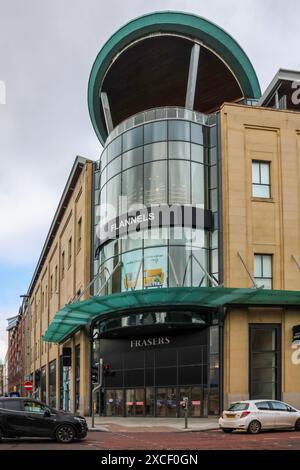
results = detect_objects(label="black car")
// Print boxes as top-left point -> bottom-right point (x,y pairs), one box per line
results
0,397 -> 88,443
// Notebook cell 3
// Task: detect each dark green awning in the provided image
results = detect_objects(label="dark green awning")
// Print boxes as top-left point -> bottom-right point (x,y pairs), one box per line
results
43,287 -> 300,344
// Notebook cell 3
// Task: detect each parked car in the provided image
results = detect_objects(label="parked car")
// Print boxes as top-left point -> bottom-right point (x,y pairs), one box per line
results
219,400 -> 300,434
0,397 -> 88,443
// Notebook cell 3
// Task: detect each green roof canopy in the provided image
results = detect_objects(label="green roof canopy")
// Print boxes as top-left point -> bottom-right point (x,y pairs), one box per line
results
43,287 -> 300,344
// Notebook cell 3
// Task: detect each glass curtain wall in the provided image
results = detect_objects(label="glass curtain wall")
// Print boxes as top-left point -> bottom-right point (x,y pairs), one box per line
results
93,112 -> 218,295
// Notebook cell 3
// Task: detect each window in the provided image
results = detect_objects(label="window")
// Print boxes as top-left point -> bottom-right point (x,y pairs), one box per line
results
252,161 -> 270,198
144,161 -> 167,206
61,251 -> 65,280
23,401 -> 46,414
68,237 -> 72,269
250,325 -> 280,401
77,218 -> 82,253
50,275 -> 53,298
269,401 -> 289,411
123,127 -> 143,152
168,121 -> 190,141
54,265 -> 58,292
169,160 -> 191,205
0,400 -> 22,411
255,401 -> 271,410
254,254 -> 272,289
144,121 -> 167,144
123,147 -> 143,170
228,402 -> 249,411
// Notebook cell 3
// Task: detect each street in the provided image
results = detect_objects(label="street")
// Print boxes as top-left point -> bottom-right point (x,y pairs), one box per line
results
0,430 -> 300,450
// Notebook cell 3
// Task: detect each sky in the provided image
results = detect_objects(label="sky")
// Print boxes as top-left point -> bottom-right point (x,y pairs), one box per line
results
0,0 -> 300,361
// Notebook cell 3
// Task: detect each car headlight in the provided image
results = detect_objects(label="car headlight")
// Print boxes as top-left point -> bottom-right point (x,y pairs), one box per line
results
74,417 -> 86,423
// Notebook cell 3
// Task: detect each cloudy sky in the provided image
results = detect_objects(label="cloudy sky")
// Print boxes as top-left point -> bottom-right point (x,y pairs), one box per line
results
0,0 -> 300,360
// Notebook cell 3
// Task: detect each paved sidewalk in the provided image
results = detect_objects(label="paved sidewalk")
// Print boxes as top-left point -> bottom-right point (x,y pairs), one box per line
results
85,416 -> 219,433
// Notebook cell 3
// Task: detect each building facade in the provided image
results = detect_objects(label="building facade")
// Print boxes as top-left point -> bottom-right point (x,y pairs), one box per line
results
8,11 -> 300,417
26,157 -> 93,414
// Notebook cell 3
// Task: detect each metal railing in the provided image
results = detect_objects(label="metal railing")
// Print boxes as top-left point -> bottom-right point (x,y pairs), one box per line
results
105,106 -> 216,147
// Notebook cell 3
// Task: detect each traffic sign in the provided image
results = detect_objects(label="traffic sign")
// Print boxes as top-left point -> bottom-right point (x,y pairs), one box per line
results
24,381 -> 33,392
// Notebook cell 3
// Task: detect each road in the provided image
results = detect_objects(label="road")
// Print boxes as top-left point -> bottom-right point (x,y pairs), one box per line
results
0,429 -> 300,450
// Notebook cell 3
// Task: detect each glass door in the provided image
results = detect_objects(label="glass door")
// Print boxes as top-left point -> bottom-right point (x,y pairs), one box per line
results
106,389 -> 124,416
125,389 -> 145,416
156,388 -> 177,417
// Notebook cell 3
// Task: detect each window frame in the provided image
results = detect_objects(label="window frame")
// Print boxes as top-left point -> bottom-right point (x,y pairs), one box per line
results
254,253 -> 273,289
252,160 -> 271,199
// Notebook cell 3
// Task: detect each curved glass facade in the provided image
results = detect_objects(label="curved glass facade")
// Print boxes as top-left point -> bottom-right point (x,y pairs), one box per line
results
93,109 -> 219,295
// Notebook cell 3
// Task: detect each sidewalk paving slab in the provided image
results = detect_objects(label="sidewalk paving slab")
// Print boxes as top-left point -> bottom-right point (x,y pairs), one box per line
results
85,417 -> 219,433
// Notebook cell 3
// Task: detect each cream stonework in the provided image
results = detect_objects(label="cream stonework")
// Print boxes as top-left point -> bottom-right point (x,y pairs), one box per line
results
221,104 -> 300,408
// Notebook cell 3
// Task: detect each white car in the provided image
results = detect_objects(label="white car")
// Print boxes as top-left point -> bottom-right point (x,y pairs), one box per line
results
219,400 -> 300,434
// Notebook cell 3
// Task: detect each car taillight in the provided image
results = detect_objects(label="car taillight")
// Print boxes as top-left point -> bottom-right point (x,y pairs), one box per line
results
240,411 -> 251,419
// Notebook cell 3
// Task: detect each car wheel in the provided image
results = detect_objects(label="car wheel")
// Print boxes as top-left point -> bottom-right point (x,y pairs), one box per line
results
247,420 -> 261,434
295,419 -> 300,431
55,424 -> 75,443
222,428 -> 234,433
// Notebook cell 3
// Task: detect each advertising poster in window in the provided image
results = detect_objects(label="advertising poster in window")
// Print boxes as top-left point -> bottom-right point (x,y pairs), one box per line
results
144,247 -> 168,289
122,250 -> 143,291
122,247 -> 168,290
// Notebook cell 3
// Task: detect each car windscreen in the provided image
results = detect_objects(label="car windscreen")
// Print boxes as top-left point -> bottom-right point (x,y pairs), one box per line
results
228,402 -> 249,411
0,400 -> 22,411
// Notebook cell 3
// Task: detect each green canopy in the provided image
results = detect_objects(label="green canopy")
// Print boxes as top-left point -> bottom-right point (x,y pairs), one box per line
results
43,287 -> 300,344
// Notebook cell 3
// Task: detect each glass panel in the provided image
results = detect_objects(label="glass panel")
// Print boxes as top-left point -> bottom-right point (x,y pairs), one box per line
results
122,165 -> 144,209
168,141 -> 190,160
192,249 -> 208,287
122,249 -> 143,291
107,137 -> 122,163
126,389 -> 135,416
144,121 -> 167,144
254,255 -> 262,278
260,163 -> 270,185
252,352 -> 276,368
252,367 -> 276,382
168,121 -> 190,141
191,123 -> 204,145
210,165 -> 218,189
270,401 -> 289,411
209,126 -> 217,147
144,142 -> 167,162
122,147 -> 143,170
252,184 -> 270,198
191,143 -> 204,163
101,149 -> 108,168
262,255 -> 272,278
145,387 -> 154,416
191,387 -> 202,417
106,174 -> 121,220
169,246 -> 192,287
169,160 -> 191,205
115,390 -> 124,417
107,156 -> 121,180
255,278 -> 272,289
144,161 -> 167,205
123,126 -> 143,152
252,162 -> 260,184
144,246 -> 168,289
251,382 -> 275,399
156,388 -> 177,417
192,162 -> 204,207
252,329 -> 275,351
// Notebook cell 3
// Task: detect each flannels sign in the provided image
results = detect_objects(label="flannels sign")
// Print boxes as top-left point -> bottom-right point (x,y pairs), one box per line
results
130,336 -> 171,348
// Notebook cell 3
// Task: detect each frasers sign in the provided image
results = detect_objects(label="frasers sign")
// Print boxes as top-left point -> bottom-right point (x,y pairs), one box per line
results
130,336 -> 171,349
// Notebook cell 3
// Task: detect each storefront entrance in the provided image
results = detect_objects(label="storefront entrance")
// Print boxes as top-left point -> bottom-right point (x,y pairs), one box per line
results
104,386 -> 209,417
